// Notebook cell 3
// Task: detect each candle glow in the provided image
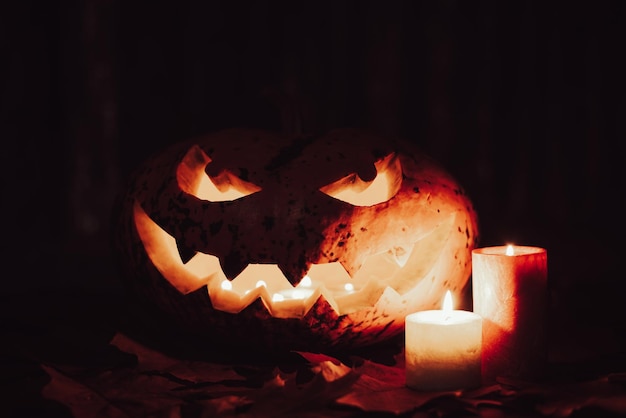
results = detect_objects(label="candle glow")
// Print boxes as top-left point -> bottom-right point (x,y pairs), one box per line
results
405,291 -> 482,391
301,275 -> 312,287
472,245 -> 548,383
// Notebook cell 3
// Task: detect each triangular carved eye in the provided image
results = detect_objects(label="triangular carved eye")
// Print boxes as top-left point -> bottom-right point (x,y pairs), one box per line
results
319,153 -> 402,206
176,145 -> 261,202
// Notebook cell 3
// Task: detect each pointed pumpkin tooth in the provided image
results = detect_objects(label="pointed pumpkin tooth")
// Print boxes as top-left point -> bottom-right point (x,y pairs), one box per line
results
304,293 -> 341,319
389,243 -> 414,267
176,240 -> 197,264
221,254 -> 248,280
278,261 -> 311,287
340,259 -> 362,279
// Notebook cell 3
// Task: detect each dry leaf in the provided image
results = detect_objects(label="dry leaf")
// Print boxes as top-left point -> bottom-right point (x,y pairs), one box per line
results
592,395 -> 626,415
240,363 -> 359,417
41,364 -> 133,418
294,351 -> 344,365
336,385 -> 461,415
109,333 -> 245,385
531,375 -> 626,417
295,351 -> 352,382
41,333 -> 258,418
194,395 -> 254,417
331,355 -> 462,414
38,330 -> 626,418
350,358 -> 406,389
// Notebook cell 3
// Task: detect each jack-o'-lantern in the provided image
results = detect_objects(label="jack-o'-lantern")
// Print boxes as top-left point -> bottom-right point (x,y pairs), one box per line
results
113,128 -> 479,351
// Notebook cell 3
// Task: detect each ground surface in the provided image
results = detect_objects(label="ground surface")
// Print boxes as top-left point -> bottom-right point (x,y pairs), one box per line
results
2,237 -> 626,418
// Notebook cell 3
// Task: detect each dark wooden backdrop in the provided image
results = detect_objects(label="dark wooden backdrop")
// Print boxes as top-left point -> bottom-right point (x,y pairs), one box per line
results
2,1 -> 625,338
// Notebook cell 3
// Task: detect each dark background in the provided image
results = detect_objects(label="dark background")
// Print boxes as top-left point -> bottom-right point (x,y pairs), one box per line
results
2,0 -> 625,361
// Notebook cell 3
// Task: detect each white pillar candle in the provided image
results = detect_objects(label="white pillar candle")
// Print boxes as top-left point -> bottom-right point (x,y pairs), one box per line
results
405,291 -> 482,391
472,244 -> 548,383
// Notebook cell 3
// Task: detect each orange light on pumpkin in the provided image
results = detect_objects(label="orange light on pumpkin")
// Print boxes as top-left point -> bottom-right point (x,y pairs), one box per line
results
132,159 -> 470,320
177,145 -> 261,202
116,128 -> 479,350
133,202 -> 218,294
319,153 -> 402,206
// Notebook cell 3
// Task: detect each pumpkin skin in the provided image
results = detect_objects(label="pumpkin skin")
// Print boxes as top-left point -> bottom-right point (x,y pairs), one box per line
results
113,128 -> 479,352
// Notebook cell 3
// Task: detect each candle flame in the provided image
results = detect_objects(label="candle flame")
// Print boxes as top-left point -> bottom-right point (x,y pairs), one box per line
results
255,280 -> 267,288
443,290 -> 453,312
221,280 -> 232,291
506,244 -> 515,256
272,293 -> 285,302
344,283 -> 355,292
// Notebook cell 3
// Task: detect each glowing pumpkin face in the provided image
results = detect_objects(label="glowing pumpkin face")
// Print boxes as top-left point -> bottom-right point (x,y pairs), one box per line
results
114,128 -> 479,351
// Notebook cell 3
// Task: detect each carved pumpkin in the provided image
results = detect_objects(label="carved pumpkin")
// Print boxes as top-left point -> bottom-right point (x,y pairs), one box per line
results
113,128 -> 479,351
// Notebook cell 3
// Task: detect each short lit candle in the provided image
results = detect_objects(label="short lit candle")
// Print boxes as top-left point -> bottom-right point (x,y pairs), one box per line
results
268,286 -> 318,318
405,291 -> 482,391
215,279 -> 241,307
472,244 -> 548,383
210,279 -> 259,312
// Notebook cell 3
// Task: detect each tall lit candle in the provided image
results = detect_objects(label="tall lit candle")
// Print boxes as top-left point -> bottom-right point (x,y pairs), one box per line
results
472,244 -> 548,383
405,291 -> 482,391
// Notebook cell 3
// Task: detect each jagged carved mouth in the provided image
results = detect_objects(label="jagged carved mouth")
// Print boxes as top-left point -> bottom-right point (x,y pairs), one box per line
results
134,202 -> 454,319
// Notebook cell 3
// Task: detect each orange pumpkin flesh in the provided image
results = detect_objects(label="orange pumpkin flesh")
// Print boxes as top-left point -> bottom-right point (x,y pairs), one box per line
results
114,128 -> 479,351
